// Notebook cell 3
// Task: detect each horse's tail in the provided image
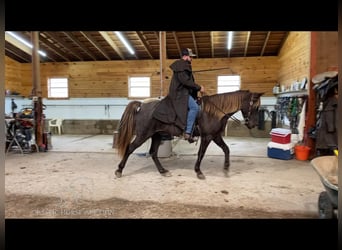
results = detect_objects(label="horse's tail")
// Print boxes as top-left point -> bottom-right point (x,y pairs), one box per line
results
116,101 -> 142,157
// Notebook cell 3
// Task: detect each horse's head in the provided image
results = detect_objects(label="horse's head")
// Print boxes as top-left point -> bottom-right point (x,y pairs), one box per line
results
240,92 -> 264,129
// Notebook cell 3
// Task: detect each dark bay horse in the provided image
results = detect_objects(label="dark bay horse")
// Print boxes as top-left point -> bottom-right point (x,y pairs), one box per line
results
115,90 -> 263,179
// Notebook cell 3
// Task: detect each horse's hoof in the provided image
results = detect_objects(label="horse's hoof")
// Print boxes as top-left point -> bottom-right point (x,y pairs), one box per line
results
115,170 -> 122,178
161,171 -> 172,177
223,169 -> 229,177
197,173 -> 206,180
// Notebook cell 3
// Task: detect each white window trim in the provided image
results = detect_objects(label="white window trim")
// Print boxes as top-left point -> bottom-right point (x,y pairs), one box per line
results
48,77 -> 69,98
128,76 -> 151,98
217,75 -> 241,94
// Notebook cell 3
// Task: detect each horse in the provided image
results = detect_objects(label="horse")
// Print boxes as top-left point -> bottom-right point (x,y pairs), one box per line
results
114,90 -> 264,179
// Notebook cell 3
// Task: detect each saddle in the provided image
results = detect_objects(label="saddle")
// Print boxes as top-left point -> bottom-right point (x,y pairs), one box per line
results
312,71 -> 338,84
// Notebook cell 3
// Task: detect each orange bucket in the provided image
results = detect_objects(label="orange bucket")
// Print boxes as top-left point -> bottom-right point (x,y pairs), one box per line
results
294,145 -> 311,161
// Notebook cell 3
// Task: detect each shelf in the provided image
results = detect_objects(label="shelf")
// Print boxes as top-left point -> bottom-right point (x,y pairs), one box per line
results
5,95 -> 25,99
274,90 -> 308,97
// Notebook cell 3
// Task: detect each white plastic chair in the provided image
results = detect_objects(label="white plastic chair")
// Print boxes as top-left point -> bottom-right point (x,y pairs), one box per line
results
48,118 -> 63,135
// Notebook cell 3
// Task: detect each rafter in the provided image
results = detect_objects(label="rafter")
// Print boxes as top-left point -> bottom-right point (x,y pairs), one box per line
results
38,34 -> 72,62
99,31 -> 125,60
5,32 -> 34,57
136,31 -> 154,59
5,32 -> 56,62
63,32 -> 97,61
260,32 -> 270,56
191,31 -> 198,57
5,47 -> 31,63
172,31 -> 181,57
5,31 -> 290,63
44,32 -> 84,61
244,31 -> 251,56
210,31 -> 214,58
81,31 -> 111,60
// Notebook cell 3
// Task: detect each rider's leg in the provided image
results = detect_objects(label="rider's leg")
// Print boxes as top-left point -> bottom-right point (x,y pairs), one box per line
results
185,95 -> 199,135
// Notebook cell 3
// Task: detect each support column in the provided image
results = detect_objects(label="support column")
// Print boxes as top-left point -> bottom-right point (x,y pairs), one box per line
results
31,32 -> 44,150
159,31 -> 167,97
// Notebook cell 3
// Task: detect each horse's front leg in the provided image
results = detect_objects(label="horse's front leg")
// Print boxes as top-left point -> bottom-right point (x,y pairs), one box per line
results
194,135 -> 212,180
149,134 -> 172,177
213,135 -> 230,175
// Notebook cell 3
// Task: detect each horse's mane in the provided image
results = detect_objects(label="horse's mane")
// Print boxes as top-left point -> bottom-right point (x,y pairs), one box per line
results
201,90 -> 250,119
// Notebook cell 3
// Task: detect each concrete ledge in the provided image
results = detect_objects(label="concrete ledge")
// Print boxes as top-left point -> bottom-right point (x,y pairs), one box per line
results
46,119 -> 120,135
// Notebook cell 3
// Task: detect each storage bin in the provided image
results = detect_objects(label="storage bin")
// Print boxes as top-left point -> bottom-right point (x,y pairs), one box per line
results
270,128 -> 291,144
294,145 -> 311,161
267,141 -> 294,160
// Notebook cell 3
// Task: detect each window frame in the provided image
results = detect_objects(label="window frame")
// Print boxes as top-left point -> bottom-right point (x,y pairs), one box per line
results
128,75 -> 151,98
47,76 -> 69,99
217,75 -> 241,94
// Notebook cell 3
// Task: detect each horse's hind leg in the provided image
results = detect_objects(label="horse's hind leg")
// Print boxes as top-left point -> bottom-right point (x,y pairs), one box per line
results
213,136 -> 230,175
115,137 -> 148,178
149,134 -> 171,177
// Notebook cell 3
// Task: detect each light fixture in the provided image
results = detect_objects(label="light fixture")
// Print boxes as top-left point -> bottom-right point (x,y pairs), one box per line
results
114,31 -> 135,55
6,31 -> 47,57
227,31 -> 233,50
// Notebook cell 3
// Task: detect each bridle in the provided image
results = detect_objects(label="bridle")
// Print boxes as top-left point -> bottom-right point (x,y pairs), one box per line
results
243,93 -> 258,126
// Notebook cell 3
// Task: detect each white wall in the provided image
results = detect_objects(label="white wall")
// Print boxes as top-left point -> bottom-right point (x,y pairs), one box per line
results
5,96 -> 277,121
5,97 -> 130,119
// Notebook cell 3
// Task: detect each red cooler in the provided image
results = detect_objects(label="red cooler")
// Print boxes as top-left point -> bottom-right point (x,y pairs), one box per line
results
270,128 -> 291,144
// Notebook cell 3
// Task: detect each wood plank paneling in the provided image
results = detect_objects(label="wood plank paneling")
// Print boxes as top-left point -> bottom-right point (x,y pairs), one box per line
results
4,32 -> 337,99
6,57 -> 279,97
278,32 -> 311,87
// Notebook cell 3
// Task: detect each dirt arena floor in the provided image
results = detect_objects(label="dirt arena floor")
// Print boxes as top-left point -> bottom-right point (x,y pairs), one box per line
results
5,135 -> 327,219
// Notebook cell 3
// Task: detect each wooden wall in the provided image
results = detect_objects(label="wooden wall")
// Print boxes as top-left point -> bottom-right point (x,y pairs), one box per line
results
4,32 -> 337,99
5,56 -> 22,94
315,31 -> 338,72
278,32 -> 311,87
5,57 -> 279,98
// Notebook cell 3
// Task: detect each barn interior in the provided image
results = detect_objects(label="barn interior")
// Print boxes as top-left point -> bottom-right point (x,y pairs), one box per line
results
3,31 -> 338,222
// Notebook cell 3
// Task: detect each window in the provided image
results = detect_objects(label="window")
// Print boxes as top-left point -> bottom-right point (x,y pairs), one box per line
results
217,75 -> 241,93
128,76 -> 150,98
48,77 -> 69,98
218,75 -> 243,121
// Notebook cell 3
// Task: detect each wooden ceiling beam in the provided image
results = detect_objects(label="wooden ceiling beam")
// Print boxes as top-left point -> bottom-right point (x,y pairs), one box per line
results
81,31 -> 112,60
136,31 -> 154,59
154,32 -> 160,42
191,31 -> 199,58
260,32 -> 270,56
117,32 -> 138,59
5,47 -> 31,63
44,32 -> 84,61
172,31 -> 181,57
5,32 -> 57,62
38,35 -> 72,62
277,31 -> 290,55
244,31 -> 251,56
5,32 -> 34,56
63,32 -> 97,61
210,31 -> 214,58
99,31 -> 125,60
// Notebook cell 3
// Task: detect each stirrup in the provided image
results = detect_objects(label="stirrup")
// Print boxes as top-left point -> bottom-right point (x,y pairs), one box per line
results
183,133 -> 198,143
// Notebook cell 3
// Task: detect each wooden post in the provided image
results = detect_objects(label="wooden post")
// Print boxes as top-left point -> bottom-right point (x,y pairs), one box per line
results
306,32 -> 317,158
31,32 -> 44,150
159,31 -> 167,97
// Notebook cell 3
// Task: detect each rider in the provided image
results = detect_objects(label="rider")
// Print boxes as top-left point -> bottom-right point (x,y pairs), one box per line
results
168,48 -> 205,142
